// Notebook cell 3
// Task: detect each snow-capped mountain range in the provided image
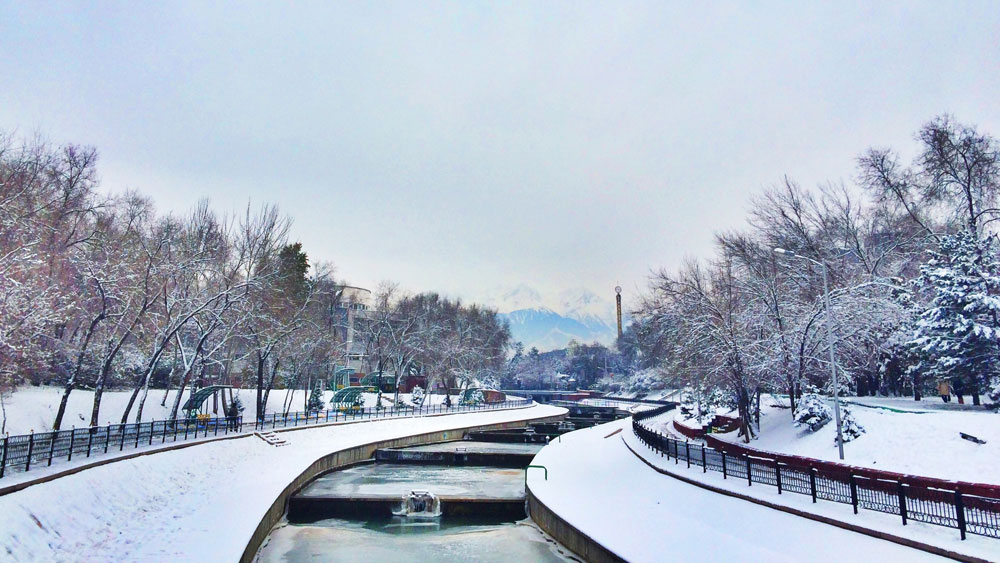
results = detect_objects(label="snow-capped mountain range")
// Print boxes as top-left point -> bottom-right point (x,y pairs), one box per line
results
488,285 -> 619,351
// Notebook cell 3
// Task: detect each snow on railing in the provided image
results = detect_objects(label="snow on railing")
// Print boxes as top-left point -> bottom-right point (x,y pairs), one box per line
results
631,405 -> 1000,541
0,398 -> 532,481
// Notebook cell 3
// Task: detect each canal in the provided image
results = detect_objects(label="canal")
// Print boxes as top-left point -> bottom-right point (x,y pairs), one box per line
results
255,439 -> 579,562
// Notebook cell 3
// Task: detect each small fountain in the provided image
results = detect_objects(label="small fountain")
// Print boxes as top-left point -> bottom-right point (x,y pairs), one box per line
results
393,490 -> 442,519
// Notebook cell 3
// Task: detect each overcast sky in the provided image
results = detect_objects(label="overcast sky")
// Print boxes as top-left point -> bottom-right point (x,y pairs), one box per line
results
2,2 -> 999,309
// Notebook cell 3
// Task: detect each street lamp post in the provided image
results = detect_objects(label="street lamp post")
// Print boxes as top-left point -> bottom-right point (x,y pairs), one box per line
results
774,247 -> 846,460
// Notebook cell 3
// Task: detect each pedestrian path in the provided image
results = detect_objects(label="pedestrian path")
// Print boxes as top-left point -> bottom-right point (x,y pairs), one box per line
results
527,418 -> 950,563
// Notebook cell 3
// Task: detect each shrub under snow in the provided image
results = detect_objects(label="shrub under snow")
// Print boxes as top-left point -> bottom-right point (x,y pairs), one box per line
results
464,389 -> 485,405
839,407 -> 865,443
793,393 -> 832,432
410,385 -> 425,406
988,376 -> 1000,405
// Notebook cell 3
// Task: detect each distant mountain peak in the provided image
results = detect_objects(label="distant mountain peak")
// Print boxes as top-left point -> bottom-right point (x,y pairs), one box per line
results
494,284 -> 618,351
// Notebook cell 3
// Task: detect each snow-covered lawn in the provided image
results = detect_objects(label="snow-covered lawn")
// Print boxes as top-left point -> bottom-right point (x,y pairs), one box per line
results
708,397 -> 1000,484
1,386 -> 460,435
528,417 -> 947,562
0,403 -> 564,562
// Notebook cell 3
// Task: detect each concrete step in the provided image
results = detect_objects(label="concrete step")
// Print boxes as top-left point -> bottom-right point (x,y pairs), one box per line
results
255,431 -> 289,447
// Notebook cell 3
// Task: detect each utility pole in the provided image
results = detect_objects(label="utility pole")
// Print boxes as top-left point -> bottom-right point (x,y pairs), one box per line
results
774,248 -> 845,460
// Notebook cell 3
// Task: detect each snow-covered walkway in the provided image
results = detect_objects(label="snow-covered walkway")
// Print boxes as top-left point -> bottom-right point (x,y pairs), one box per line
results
528,417 -> 954,562
0,403 -> 563,562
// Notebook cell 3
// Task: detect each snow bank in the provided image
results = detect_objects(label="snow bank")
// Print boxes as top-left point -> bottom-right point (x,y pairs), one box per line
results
0,404 -> 564,562
715,397 -> 1000,484
528,418 -> 945,562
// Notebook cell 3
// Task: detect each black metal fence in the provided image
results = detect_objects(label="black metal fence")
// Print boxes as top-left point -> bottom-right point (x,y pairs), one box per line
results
632,405 -> 1000,541
0,398 -> 531,480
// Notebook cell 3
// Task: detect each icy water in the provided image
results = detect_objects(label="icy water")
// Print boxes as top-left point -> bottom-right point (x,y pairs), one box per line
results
396,441 -> 543,455
257,516 -> 575,562
295,463 -> 526,499
260,462 -> 576,562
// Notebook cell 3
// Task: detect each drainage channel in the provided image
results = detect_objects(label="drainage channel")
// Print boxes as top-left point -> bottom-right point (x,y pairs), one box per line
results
255,425 -> 583,562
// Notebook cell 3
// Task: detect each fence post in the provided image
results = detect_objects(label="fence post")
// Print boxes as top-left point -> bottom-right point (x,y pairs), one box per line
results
810,468 -> 817,502
849,474 -> 858,514
721,450 -> 727,479
674,439 -> 678,465
105,424 -> 111,454
701,445 -> 706,473
685,441 -> 690,469
954,490 -> 967,540
775,461 -> 782,494
86,429 -> 94,459
135,424 -> 141,449
746,456 -> 752,486
149,423 -> 154,445
68,427 -> 76,462
897,481 -> 907,525
47,431 -> 57,466
0,434 -> 7,478
184,421 -> 189,440
26,431 -> 34,472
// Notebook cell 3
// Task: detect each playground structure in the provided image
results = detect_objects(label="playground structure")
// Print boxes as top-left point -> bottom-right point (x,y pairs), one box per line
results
331,367 -> 356,390
181,385 -> 236,419
329,386 -> 367,412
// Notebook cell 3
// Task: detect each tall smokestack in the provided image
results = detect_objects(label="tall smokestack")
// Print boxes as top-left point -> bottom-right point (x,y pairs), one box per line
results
615,285 -> 623,340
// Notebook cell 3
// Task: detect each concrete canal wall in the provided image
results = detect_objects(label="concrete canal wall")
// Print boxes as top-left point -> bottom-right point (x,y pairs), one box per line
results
241,410 -> 566,563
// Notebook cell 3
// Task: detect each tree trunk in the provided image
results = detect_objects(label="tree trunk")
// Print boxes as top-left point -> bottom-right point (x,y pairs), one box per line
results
160,349 -> 178,407
168,361 -> 199,420
90,358 -> 114,427
256,353 -> 266,423
1,388 -> 7,435
121,377 -> 145,424
135,374 -> 153,423
262,358 -> 280,420
54,314 -> 103,430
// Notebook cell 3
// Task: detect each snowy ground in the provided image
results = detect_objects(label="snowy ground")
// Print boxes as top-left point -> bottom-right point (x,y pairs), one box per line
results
577,398 -> 658,413
625,410 -> 999,562
706,396 -> 1000,484
0,403 -> 564,562
606,388 -> 683,402
528,417 -> 950,562
1,386 -> 460,435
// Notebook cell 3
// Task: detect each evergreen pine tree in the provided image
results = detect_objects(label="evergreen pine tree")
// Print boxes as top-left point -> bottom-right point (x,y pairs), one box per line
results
306,380 -> 324,414
907,230 -> 1000,403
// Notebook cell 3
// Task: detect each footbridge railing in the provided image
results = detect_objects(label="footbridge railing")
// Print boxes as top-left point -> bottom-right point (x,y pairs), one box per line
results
632,405 -> 1000,541
0,398 -> 532,480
